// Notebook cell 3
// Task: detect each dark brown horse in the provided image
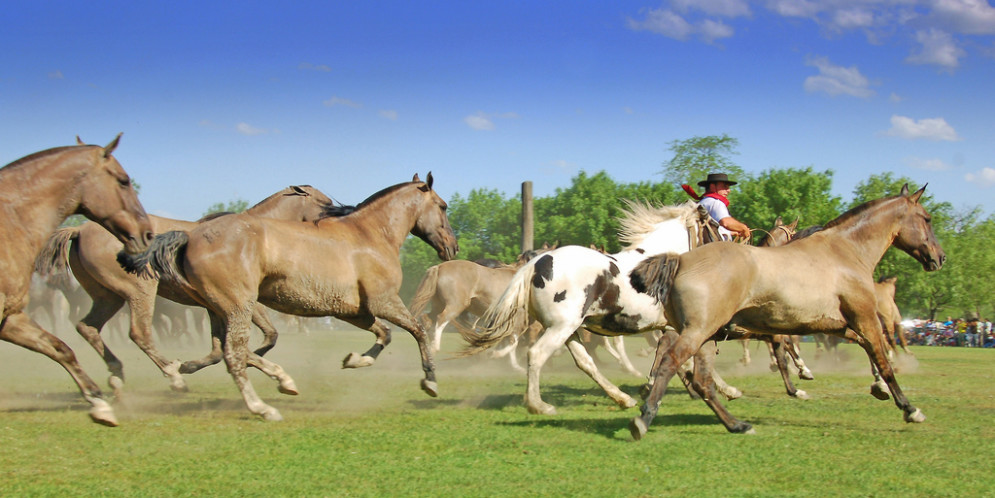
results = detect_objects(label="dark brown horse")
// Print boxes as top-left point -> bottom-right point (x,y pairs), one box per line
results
0,135 -> 153,426
120,174 -> 458,420
628,185 -> 944,439
36,185 -> 338,395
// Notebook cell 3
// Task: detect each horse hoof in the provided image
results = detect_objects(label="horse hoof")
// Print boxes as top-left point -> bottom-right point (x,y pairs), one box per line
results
170,382 -> 190,393
870,383 -> 891,401
89,401 -> 119,427
730,422 -> 754,434
793,390 -> 810,400
724,388 -> 743,400
904,408 -> 926,423
342,352 -> 375,369
527,403 -> 557,416
799,368 -> 815,380
261,408 -> 284,422
178,362 -> 202,374
629,417 -> 648,441
618,396 -> 638,409
279,380 -> 299,396
420,379 -> 438,398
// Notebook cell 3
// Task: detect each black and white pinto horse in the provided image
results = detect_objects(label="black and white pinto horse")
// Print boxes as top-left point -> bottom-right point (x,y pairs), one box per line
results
464,201 -> 714,415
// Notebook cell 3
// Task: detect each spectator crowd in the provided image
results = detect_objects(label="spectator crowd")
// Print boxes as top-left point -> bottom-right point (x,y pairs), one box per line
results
904,317 -> 994,348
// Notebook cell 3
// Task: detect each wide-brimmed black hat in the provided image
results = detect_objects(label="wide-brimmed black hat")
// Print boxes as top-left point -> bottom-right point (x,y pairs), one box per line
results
697,173 -> 737,187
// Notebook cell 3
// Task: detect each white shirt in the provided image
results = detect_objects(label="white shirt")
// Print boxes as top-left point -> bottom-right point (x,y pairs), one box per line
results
699,196 -> 733,240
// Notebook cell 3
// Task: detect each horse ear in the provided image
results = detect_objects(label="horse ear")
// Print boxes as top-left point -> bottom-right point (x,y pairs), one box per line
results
412,173 -> 421,182
788,218 -> 799,230
900,183 -> 910,196
909,184 -> 927,204
426,171 -> 434,189
103,132 -> 123,158
289,185 -> 308,196
76,136 -> 85,145
774,216 -> 783,226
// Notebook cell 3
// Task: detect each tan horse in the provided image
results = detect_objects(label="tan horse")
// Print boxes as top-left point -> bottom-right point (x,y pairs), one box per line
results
0,135 -> 152,426
628,185 -> 944,439
35,185 -> 338,395
120,174 -> 458,421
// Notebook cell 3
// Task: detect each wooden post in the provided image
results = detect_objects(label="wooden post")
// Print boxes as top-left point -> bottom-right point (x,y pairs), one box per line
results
521,181 -> 534,253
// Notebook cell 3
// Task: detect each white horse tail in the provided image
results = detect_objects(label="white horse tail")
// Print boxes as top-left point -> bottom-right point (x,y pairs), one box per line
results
408,264 -> 439,317
629,252 -> 681,305
457,262 -> 536,356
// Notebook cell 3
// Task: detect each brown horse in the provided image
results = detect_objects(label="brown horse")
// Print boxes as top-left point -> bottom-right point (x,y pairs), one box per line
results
36,185 -> 338,395
0,135 -> 153,426
628,185 -> 944,439
120,174 -> 458,420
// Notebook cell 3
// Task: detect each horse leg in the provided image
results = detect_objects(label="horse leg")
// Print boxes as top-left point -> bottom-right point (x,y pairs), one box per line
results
843,329 -> 891,400
564,334 -> 638,409
369,294 -> 439,398
844,309 -> 924,424
249,304 -> 280,357
179,313 -> 226,374
126,292 -> 187,393
340,316 -> 391,369
489,336 -> 525,373
765,338 -> 778,372
602,335 -> 643,378
786,336 -> 814,380
630,328 -> 682,440
770,337 -> 808,400
246,353 -> 299,395
72,292 -> 128,396
739,339 -> 751,365
525,324 -> 582,415
217,306 -> 282,421
0,312 -> 117,426
687,341 -> 754,433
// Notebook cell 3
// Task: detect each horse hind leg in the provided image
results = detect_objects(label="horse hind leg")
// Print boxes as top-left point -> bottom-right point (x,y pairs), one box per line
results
564,334 -> 637,410
222,308 -> 282,421
1,312 -> 117,426
603,335 -> 643,378
127,295 -> 188,393
525,324 -> 583,415
368,295 -> 439,398
688,341 -> 754,434
246,353 -> 299,395
770,337 -> 809,400
73,295 -> 129,397
179,313 -> 226,374
250,304 -> 279,357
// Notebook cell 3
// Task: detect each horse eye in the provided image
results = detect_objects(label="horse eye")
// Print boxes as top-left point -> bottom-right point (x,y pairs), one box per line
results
118,176 -> 131,188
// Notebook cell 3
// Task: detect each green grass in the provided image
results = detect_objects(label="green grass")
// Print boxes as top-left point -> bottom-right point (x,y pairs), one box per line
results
0,329 -> 992,497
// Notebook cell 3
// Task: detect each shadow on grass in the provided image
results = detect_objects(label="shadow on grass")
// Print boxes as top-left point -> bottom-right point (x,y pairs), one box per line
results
496,413 -> 719,440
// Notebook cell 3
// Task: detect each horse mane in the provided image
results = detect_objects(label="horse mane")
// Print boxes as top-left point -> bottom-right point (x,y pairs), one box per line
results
789,225 -> 824,242
310,181 -> 417,222
822,196 -> 896,230
3,146 -> 82,170
616,200 -> 698,249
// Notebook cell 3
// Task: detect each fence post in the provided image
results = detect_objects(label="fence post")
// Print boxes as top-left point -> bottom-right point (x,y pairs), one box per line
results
521,181 -> 533,253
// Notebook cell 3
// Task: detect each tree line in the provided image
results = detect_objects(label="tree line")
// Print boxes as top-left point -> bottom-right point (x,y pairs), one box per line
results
397,135 -> 993,321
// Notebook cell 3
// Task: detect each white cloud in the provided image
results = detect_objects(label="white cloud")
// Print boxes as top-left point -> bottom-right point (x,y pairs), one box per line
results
889,92 -> 903,103
882,115 -> 962,141
672,0 -> 751,17
323,96 -> 362,108
628,8 -> 693,40
906,28 -> 965,70
905,156 -> 953,171
766,0 -> 822,19
699,19 -> 735,42
48,70 -> 64,80
298,62 -> 332,72
803,56 -> 874,98
832,7 -> 874,30
964,167 -> 995,187
379,109 -> 398,120
464,113 -> 494,131
235,122 -> 268,136
928,0 -> 995,35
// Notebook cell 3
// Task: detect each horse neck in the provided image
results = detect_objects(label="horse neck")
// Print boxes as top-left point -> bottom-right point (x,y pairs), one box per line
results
0,149 -> 86,255
821,200 -> 904,272
321,187 -> 420,248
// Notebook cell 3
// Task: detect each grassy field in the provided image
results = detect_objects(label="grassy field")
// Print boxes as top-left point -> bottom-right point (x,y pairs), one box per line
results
0,326 -> 992,497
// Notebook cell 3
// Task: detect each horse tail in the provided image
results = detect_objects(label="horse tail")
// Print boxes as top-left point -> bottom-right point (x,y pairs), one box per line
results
629,253 -> 681,306
408,264 -> 440,316
116,230 -> 190,282
35,226 -> 80,276
457,262 -> 535,356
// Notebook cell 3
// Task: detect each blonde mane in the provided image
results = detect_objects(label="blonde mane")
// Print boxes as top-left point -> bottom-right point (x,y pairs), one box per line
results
617,200 -> 698,249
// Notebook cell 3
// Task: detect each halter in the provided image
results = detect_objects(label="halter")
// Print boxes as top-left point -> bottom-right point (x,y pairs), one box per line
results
754,224 -> 797,247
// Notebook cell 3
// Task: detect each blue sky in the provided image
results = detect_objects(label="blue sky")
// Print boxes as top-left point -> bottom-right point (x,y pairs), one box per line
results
3,1 -> 994,221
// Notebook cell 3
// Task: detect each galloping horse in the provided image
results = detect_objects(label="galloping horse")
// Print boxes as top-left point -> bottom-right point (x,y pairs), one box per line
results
464,201 -> 706,415
628,185 -> 944,439
0,135 -> 152,426
120,174 -> 458,421
36,185 -> 338,394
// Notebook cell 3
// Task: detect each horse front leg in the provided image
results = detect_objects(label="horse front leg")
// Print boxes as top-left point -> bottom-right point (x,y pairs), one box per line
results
367,295 -> 438,398
602,335 -> 643,378
340,316 -> 392,369
630,328 -> 682,440
845,309 -> 924,424
0,312 -> 117,426
785,336 -> 814,380
127,293 -> 188,393
72,295 -> 128,396
564,334 -> 637,409
249,304 -> 279,357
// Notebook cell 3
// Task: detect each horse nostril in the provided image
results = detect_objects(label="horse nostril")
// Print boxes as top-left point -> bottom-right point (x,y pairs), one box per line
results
143,231 -> 155,245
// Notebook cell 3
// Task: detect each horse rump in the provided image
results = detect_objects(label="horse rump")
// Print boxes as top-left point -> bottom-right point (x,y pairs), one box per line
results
628,253 -> 681,305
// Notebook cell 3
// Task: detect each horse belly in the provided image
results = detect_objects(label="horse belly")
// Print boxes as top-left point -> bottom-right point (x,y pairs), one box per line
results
738,294 -> 847,334
259,276 -> 360,317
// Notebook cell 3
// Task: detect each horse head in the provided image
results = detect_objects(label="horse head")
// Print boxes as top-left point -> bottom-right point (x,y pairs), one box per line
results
893,184 -> 945,272
411,172 -> 459,261
757,216 -> 799,247
75,134 -> 153,254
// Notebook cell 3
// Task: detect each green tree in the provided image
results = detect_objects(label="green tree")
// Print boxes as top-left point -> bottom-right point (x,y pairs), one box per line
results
660,134 -> 746,187
736,167 -> 842,232
203,198 -> 250,217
